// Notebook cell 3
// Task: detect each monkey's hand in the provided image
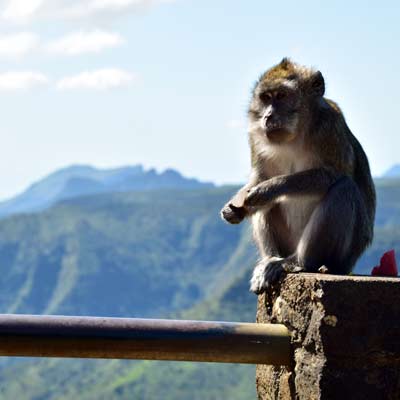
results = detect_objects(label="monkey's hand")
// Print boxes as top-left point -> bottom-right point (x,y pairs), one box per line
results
220,203 -> 247,224
250,257 -> 304,294
244,181 -> 275,208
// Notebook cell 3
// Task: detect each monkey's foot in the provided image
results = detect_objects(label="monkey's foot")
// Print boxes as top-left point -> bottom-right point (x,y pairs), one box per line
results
220,203 -> 246,224
250,257 -> 304,295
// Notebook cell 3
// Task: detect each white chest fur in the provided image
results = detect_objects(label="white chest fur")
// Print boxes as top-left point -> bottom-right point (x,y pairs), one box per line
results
280,195 -> 320,246
263,141 -> 315,176
264,142 -> 321,244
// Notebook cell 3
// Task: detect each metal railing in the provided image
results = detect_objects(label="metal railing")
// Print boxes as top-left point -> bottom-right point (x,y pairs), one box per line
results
0,314 -> 291,365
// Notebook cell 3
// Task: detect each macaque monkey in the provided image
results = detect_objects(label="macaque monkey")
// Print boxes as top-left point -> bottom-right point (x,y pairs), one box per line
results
221,58 -> 376,294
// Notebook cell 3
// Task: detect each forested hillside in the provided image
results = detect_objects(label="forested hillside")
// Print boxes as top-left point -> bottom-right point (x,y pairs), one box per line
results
0,187 -> 253,318
0,177 -> 398,399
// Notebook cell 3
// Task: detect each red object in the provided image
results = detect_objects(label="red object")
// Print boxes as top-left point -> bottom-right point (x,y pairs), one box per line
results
371,249 -> 398,277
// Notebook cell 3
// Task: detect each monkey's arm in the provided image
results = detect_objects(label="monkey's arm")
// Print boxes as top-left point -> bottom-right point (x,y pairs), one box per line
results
221,179 -> 259,224
244,167 -> 339,208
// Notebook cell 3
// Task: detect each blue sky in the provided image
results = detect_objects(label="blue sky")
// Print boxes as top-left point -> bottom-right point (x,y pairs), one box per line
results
0,0 -> 399,199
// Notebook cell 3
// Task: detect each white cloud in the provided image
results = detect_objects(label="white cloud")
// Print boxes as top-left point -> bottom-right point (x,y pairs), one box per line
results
47,30 -> 123,56
0,71 -> 48,90
1,0 -> 175,22
2,0 -> 44,22
57,68 -> 136,90
0,29 -> 124,59
85,0 -> 151,12
69,0 -> 175,17
0,32 -> 39,58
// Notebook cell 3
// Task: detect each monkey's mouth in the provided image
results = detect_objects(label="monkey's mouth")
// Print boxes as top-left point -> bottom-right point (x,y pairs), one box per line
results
266,127 -> 295,143
265,119 -> 284,132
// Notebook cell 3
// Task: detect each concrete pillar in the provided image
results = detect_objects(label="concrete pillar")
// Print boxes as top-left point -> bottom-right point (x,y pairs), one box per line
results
256,273 -> 400,400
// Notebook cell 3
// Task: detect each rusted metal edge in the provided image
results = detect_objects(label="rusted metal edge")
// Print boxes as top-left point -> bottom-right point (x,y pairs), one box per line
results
0,314 -> 291,365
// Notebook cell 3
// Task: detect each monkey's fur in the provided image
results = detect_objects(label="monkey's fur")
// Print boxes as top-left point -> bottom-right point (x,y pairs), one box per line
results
221,58 -> 376,294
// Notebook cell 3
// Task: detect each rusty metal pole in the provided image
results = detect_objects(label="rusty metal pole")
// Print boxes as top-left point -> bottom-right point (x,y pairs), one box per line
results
0,314 -> 290,365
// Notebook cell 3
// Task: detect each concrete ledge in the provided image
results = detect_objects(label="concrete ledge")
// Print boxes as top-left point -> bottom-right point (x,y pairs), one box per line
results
256,273 -> 400,400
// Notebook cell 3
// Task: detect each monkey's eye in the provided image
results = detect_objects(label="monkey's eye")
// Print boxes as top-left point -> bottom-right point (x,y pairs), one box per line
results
276,92 -> 286,101
259,92 -> 272,103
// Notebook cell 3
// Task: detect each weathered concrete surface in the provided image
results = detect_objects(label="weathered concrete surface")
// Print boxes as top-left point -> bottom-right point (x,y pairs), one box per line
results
256,273 -> 400,400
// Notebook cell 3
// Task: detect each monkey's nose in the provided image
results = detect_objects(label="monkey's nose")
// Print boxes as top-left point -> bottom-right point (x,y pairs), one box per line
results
264,110 -> 272,119
264,114 -> 278,128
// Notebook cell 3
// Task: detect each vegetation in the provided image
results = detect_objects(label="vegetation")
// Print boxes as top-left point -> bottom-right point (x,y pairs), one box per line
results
0,270 -> 257,400
0,187 -> 253,317
0,177 -> 397,399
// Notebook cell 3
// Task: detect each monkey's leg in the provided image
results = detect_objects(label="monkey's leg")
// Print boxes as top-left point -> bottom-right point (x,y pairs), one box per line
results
250,211 -> 279,294
249,177 -> 370,294
249,210 -> 300,294
296,176 -> 370,274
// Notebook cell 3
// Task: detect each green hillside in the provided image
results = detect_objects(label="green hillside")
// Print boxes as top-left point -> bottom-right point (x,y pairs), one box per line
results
0,187 -> 254,318
0,179 -> 398,399
0,186 -> 257,399
0,360 -> 255,400
0,269 -> 257,400
357,178 -> 400,274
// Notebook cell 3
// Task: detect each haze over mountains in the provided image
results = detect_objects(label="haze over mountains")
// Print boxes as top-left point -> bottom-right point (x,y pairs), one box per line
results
0,165 -> 213,219
384,164 -> 400,178
1,162 -> 399,221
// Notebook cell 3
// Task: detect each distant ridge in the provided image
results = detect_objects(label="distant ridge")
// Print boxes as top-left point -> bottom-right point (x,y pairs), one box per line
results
383,164 -> 400,178
0,164 -> 214,218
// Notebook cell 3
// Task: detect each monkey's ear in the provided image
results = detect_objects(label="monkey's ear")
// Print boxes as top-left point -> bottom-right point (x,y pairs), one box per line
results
310,71 -> 325,97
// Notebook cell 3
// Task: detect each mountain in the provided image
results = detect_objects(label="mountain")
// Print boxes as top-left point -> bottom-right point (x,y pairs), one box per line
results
0,165 -> 213,219
0,185 -> 257,400
0,178 -> 398,398
0,186 -> 253,318
383,164 -> 400,178
358,177 -> 400,275
0,270 -> 257,400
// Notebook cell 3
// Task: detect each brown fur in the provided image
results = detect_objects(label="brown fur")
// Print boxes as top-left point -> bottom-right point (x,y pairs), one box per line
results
221,58 -> 376,294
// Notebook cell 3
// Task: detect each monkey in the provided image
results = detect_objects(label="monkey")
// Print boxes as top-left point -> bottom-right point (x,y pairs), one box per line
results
221,58 -> 376,294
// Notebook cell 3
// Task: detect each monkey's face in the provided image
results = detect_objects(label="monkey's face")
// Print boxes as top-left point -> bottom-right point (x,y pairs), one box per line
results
248,58 -> 325,146
248,81 -> 301,145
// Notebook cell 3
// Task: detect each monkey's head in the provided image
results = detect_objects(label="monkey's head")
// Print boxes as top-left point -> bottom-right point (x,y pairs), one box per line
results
248,58 -> 325,145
